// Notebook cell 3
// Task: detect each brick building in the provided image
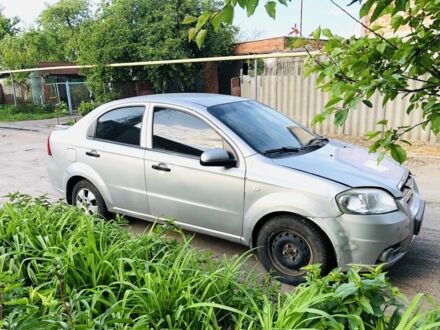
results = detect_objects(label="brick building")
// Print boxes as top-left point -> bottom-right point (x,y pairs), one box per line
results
233,37 -> 290,55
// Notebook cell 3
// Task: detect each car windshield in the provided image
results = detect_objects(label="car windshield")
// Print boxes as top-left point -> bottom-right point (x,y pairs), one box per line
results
207,101 -> 318,155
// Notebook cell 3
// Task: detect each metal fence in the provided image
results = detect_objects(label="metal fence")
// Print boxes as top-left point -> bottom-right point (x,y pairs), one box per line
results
0,81 -> 32,105
0,79 -> 92,114
45,82 -> 92,113
0,52 -> 438,143
241,57 -> 439,144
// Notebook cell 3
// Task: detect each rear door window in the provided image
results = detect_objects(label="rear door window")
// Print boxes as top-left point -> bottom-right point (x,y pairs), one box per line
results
95,106 -> 145,146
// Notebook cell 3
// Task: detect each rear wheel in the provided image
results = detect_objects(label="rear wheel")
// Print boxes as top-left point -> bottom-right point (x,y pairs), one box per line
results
256,214 -> 332,285
72,180 -> 109,219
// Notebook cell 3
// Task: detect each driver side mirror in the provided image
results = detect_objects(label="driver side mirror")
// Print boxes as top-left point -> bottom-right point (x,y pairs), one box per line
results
200,148 -> 236,167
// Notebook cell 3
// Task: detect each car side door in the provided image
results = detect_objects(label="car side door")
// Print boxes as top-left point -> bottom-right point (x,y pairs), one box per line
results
144,104 -> 246,238
79,104 -> 149,215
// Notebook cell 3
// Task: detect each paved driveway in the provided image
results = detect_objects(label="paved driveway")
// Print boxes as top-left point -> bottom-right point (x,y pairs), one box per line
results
1,119 -> 439,301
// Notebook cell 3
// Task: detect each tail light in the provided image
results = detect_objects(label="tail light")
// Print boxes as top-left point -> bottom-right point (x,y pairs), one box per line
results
47,133 -> 52,156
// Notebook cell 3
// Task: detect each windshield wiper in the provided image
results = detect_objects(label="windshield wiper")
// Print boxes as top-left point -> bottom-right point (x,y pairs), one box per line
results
305,136 -> 329,146
264,140 -> 328,155
263,146 -> 301,155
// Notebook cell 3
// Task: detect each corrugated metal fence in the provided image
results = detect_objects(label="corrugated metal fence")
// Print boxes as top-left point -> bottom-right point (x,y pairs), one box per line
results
241,57 -> 439,144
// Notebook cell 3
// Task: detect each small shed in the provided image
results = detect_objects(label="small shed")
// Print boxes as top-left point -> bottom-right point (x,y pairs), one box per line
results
29,62 -> 85,106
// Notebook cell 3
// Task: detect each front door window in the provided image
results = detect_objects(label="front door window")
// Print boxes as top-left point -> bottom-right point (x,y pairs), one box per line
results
152,107 -> 224,157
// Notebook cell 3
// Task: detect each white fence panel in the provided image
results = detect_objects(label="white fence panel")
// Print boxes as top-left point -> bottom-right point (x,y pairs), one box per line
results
241,57 -> 437,143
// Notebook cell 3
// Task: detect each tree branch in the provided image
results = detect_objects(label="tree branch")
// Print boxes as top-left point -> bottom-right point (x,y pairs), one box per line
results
396,120 -> 430,139
328,0 -> 398,49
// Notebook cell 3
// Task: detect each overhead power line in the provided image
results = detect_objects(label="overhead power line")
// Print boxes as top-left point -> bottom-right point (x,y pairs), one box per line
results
0,51 -> 320,75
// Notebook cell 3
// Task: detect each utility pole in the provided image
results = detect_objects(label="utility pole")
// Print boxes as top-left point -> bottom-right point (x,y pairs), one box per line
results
10,73 -> 17,107
254,58 -> 258,100
300,0 -> 304,36
66,81 -> 73,115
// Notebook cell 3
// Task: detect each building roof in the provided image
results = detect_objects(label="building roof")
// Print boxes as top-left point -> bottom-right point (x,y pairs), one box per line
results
35,62 -> 82,76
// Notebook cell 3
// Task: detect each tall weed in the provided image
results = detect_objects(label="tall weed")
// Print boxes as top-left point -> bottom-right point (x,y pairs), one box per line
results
0,194 -> 439,329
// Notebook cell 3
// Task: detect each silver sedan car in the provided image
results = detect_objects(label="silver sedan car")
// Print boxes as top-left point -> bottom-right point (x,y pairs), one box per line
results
47,93 -> 425,284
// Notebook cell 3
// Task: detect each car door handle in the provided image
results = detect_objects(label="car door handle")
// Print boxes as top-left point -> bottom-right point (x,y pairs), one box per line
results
152,163 -> 171,172
86,150 -> 100,158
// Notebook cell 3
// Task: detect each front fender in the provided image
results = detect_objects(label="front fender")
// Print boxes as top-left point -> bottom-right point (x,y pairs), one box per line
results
242,191 -> 342,246
64,162 -> 114,208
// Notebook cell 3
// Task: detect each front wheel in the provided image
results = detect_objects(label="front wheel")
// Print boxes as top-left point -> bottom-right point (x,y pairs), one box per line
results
72,180 -> 109,219
256,214 -> 332,285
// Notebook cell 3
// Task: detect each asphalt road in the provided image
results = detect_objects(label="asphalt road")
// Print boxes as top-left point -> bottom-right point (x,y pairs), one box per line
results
1,119 -> 439,302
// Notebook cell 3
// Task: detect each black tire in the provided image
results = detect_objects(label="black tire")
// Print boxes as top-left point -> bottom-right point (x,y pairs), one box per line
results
72,180 -> 110,219
256,214 -> 332,285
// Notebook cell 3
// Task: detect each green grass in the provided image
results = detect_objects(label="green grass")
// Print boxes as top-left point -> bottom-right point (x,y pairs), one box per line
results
0,194 -> 439,329
0,104 -> 62,122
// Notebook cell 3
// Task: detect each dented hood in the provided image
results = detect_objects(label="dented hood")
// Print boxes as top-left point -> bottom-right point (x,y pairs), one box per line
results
272,141 -> 407,198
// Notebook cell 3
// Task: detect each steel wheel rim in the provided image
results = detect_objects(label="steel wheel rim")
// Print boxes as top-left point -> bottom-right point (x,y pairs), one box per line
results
267,230 -> 313,276
75,188 -> 99,215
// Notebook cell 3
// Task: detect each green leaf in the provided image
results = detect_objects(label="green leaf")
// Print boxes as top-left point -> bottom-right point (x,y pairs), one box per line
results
377,152 -> 385,164
377,119 -> 388,125
406,104 -> 415,115
293,38 -> 307,48
335,282 -> 358,299
246,0 -> 259,16
311,112 -> 327,126
264,1 -> 277,19
370,0 -> 393,22
335,109 -> 349,126
394,0 -> 408,13
4,298 -> 29,306
362,100 -> 373,108
325,97 -> 342,108
312,26 -> 321,39
182,15 -> 198,25
391,14 -> 405,31
322,28 -> 333,38
195,29 -> 207,48
196,12 -> 210,30
432,115 -> 440,134
211,12 -> 223,31
359,296 -> 374,314
365,130 -> 381,140
359,0 -> 375,18
188,27 -> 197,41
390,144 -> 407,164
237,0 -> 247,8
223,5 -> 234,24
376,43 -> 387,54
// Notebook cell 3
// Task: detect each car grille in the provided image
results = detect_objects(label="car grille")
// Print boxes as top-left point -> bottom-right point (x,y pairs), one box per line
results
400,174 -> 414,206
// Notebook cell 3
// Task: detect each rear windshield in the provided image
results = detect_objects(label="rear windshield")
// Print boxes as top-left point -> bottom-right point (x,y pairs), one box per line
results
207,101 -> 316,154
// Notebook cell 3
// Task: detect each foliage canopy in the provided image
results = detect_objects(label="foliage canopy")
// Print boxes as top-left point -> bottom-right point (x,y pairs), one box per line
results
77,0 -> 235,96
0,9 -> 18,41
0,0 -> 235,97
187,0 -> 440,163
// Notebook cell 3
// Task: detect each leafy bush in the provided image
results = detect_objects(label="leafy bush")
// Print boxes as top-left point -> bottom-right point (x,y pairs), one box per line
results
0,104 -> 61,122
78,101 -> 101,116
0,195 -> 439,329
53,101 -> 68,115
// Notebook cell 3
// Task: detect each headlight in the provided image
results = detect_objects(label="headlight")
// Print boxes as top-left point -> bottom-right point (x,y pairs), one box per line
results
336,188 -> 398,215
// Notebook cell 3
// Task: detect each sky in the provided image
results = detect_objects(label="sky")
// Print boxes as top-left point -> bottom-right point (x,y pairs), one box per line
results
0,0 -> 59,27
0,0 -> 361,38
234,0 -> 362,40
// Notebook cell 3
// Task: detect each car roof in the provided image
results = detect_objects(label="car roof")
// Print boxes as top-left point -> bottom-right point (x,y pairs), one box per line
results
107,93 -> 247,108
